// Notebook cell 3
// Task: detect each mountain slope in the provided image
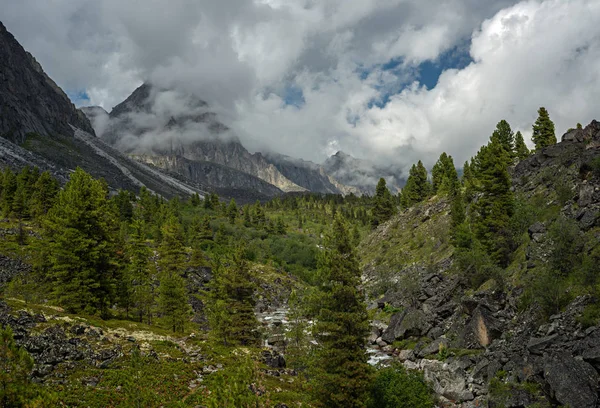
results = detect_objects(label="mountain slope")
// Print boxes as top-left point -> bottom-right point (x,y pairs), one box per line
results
89,83 -> 306,193
0,22 -> 93,143
323,151 -> 404,195
0,21 -> 205,198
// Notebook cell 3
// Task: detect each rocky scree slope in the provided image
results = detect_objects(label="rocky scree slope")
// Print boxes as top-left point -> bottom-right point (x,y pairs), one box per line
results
360,121 -> 600,407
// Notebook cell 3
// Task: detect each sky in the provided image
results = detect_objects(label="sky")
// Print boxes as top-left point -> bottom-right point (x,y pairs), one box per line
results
3,0 -> 600,171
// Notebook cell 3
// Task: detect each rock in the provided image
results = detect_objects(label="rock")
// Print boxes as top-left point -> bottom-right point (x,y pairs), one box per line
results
397,349 -> 414,362
462,305 -> 503,348
381,308 -> 431,343
262,350 -> 285,369
421,359 -> 474,403
543,352 -> 599,408
581,346 -> 600,370
576,208 -> 598,230
376,337 -> 387,348
527,334 -> 558,355
417,337 -> 448,358
528,221 -> 546,236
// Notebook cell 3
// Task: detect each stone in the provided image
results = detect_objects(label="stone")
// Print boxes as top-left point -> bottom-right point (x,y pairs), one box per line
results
462,305 -> 503,348
417,337 -> 448,358
527,334 -> 558,355
544,352 -> 599,408
421,359 -> 474,403
381,308 -> 431,343
262,350 -> 285,369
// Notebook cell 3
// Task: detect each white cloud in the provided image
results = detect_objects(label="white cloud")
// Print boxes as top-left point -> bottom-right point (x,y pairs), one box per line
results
2,0 -> 599,175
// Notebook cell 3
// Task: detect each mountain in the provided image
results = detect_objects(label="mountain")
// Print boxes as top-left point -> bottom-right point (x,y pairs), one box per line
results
263,152 -> 361,195
88,83 -> 307,194
323,151 -> 404,195
0,22 -> 93,143
0,21 -> 205,198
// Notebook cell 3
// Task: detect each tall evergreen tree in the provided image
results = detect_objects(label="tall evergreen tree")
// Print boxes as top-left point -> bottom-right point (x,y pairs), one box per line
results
157,214 -> 190,333
311,215 -> 372,408
227,199 -> 238,224
472,141 -> 514,266
44,168 -> 117,315
29,171 -> 59,222
491,120 -> 514,157
371,178 -> 396,228
400,161 -> 430,208
514,131 -> 530,160
126,219 -> 154,323
0,327 -> 34,407
208,248 -> 258,346
1,168 -> 16,217
431,153 -> 459,195
532,107 -> 556,149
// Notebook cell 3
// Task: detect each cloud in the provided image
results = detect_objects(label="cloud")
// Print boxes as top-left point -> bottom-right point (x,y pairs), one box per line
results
2,0 -> 599,174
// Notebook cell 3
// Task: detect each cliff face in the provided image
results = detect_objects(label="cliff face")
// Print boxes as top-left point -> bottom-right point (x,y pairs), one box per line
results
132,154 -> 284,202
0,22 -> 94,143
360,121 -> 600,407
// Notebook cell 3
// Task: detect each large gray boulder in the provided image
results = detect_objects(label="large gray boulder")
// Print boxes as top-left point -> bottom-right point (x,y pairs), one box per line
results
381,308 -> 431,343
543,352 -> 599,408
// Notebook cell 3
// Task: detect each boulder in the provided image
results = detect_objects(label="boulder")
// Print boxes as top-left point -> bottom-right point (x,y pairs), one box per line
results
262,350 -> 285,369
462,305 -> 503,348
543,353 -> 599,408
421,359 -> 474,402
527,334 -> 558,355
381,308 -> 431,343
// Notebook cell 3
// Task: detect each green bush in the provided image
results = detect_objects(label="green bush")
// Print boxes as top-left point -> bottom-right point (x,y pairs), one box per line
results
368,364 -> 435,408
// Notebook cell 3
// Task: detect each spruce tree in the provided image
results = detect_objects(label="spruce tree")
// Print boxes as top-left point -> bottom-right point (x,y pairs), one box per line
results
157,214 -> 190,333
514,131 -> 530,160
371,178 -> 396,228
400,161 -> 430,208
44,168 -> 117,315
532,107 -> 556,149
311,215 -> 372,408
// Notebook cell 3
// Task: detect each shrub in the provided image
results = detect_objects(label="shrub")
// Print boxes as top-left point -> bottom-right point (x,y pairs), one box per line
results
368,364 -> 435,408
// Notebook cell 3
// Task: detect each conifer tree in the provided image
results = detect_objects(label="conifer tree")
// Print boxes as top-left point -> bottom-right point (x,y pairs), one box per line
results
44,168 -> 117,315
30,171 -> 59,222
472,140 -> 514,266
491,120 -> 514,157
532,107 -> 556,149
157,214 -> 190,333
227,199 -> 238,224
0,327 -> 34,407
514,131 -> 530,160
311,215 -> 372,408
400,160 -> 430,208
431,153 -> 459,195
208,248 -> 258,346
126,219 -> 153,323
371,178 -> 396,228
1,168 -> 16,217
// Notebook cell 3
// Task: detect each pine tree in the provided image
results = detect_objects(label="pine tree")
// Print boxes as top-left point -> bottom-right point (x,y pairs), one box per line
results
400,161 -> 430,208
311,215 -> 372,408
371,178 -> 396,228
208,248 -> 258,346
472,141 -> 514,266
30,171 -> 59,222
126,219 -> 154,323
532,107 -> 556,149
1,168 -> 16,217
491,120 -> 514,157
514,131 -> 530,160
44,168 -> 117,315
0,327 -> 34,407
227,199 -> 238,224
157,214 -> 190,333
431,153 -> 459,195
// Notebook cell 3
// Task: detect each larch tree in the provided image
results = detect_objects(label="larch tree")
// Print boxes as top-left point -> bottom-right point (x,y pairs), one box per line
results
532,107 -> 556,149
311,215 -> 372,408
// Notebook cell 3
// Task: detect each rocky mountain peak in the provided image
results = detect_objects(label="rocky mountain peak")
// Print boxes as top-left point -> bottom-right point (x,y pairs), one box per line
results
0,21 -> 94,143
